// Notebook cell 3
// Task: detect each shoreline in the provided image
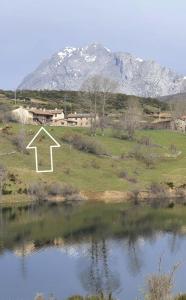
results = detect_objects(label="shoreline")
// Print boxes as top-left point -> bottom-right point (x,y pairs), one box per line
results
1,186 -> 186,206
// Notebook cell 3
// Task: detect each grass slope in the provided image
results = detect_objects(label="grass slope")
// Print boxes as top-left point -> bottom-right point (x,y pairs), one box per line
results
1,123 -> 186,198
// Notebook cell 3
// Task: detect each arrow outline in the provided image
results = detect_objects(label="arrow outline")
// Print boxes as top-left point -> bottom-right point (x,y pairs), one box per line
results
26,127 -> 61,173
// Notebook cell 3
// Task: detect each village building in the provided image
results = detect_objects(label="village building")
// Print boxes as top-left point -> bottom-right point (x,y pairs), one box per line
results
12,107 -> 96,127
12,107 -> 64,125
148,112 -> 173,130
66,112 -> 94,127
149,118 -> 173,130
29,108 -> 65,125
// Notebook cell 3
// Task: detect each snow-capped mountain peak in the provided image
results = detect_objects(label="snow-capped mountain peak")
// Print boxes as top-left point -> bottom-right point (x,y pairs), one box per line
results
19,43 -> 186,97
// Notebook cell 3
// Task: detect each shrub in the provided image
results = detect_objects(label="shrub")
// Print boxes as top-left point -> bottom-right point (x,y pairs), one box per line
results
145,273 -> 174,300
61,184 -> 79,197
118,171 -> 128,179
62,133 -> 108,156
118,171 -> 137,183
129,146 -> 157,168
131,189 -> 140,205
0,104 -> 17,123
150,182 -> 166,196
12,129 -> 28,154
149,182 -> 168,208
48,182 -> 63,196
28,182 -> 47,202
138,136 -> 152,146
168,202 -> 175,209
145,262 -> 179,300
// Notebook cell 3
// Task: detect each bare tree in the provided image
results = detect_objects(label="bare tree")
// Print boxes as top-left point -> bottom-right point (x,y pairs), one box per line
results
98,77 -> 118,135
81,75 -> 118,135
114,98 -> 142,140
81,75 -> 102,135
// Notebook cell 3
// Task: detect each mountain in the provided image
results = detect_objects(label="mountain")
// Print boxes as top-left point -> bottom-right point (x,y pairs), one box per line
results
158,93 -> 186,103
19,43 -> 186,97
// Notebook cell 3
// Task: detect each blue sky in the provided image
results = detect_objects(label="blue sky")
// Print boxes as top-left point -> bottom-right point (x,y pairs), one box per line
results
0,0 -> 186,89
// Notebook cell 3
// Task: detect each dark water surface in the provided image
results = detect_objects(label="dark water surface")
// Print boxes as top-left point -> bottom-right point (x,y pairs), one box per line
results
0,202 -> 186,300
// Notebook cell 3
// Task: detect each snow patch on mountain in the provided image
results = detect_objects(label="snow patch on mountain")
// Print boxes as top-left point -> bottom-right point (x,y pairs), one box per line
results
84,55 -> 97,62
136,57 -> 143,63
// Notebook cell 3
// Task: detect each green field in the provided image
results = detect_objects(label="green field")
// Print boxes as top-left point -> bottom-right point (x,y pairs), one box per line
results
0,123 -> 186,199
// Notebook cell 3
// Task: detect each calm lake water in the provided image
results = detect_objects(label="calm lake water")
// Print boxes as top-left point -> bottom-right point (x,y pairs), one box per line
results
0,202 -> 186,300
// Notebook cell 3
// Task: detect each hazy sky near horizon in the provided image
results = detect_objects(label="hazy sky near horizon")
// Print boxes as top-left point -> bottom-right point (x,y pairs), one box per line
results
0,0 -> 186,89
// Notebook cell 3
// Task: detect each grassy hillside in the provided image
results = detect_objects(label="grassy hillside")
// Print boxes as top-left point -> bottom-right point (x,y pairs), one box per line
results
0,123 -> 186,201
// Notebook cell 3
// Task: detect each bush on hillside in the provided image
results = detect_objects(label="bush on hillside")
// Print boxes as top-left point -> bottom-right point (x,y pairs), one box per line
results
149,182 -> 169,208
61,184 -> 79,197
0,104 -> 17,124
12,129 -> 29,154
48,182 -> 63,196
129,146 -> 158,168
62,133 -> 108,156
28,182 -> 48,202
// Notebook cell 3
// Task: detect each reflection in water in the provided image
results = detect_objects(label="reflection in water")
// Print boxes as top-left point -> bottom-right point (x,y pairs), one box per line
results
80,238 -> 121,296
168,233 -> 183,254
18,242 -> 28,280
0,203 -> 186,299
126,239 -> 144,276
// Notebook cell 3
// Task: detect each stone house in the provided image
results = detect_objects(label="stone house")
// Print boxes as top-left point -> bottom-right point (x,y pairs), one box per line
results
149,118 -> 172,130
66,112 -> 95,127
148,112 -> 173,130
12,107 -> 64,125
12,107 -> 96,127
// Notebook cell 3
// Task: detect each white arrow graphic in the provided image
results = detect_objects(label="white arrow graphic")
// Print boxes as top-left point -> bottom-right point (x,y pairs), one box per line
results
26,127 -> 61,173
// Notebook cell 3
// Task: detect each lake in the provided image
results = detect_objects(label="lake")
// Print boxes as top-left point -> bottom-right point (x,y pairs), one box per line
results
0,202 -> 186,300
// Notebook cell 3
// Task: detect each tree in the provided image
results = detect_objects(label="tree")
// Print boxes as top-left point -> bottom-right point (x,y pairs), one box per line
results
81,76 -> 101,135
81,75 -> 118,135
114,98 -> 142,140
98,77 -> 118,135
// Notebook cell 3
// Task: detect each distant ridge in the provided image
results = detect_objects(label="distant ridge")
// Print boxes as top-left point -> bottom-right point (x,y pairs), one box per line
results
158,92 -> 186,102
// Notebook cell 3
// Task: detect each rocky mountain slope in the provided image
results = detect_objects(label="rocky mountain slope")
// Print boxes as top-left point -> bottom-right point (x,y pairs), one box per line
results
158,93 -> 186,102
19,43 -> 186,97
